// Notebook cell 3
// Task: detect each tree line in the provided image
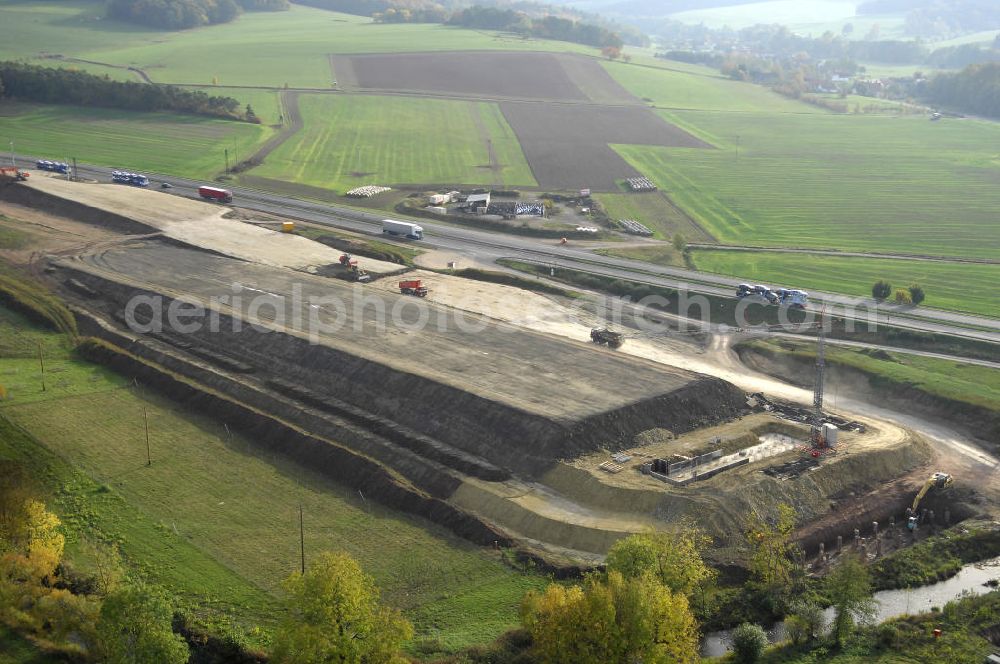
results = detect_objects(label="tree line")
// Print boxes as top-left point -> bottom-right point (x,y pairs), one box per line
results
0,62 -> 255,122
925,62 -> 1000,118
107,0 -> 288,31
294,0 -> 630,49
446,6 -> 623,48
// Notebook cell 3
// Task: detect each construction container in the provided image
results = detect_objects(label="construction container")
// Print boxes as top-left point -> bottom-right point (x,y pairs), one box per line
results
281,221 -> 295,233
822,423 -> 839,446
427,206 -> 448,215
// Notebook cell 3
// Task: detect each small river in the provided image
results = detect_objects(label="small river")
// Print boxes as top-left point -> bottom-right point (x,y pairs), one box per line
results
700,556 -> 1000,658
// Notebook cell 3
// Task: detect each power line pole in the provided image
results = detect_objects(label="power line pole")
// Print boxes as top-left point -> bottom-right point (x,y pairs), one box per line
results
143,407 -> 151,466
299,504 -> 306,574
37,342 -> 45,392
8,140 -> 14,167
224,148 -> 230,173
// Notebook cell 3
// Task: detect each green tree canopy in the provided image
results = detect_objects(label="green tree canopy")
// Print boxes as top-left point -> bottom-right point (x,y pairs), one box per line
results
96,584 -> 189,664
521,570 -> 699,664
605,528 -> 716,598
827,554 -> 877,646
271,551 -> 412,664
872,280 -> 892,300
745,503 -> 798,589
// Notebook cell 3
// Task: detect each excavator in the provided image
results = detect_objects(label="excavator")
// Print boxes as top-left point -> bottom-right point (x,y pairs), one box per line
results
907,472 -> 953,531
0,167 -> 29,183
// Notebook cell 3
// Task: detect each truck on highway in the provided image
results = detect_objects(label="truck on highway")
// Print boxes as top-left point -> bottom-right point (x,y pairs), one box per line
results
382,219 -> 423,240
735,284 -> 779,305
198,186 -> 233,203
36,160 -> 70,175
112,171 -> 149,187
776,288 -> 809,308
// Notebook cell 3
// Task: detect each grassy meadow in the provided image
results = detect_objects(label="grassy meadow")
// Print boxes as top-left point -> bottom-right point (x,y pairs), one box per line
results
603,60 -> 823,113
689,250 -> 1000,319
596,191 -> 710,242
253,94 -> 536,191
613,112 -> 1000,261
0,103 -> 272,179
0,2 -> 592,89
0,304 -> 545,653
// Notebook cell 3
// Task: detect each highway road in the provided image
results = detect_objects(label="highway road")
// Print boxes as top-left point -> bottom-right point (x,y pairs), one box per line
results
16,157 -> 1000,344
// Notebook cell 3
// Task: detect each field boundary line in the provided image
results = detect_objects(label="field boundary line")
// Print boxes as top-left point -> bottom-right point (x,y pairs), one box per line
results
687,244 -> 1000,265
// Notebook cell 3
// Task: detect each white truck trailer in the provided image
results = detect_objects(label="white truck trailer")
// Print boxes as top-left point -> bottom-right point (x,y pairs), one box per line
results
382,219 -> 424,240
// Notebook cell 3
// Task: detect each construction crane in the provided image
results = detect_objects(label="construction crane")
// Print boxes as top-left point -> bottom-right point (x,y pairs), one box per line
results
907,472 -> 953,531
739,311 -> 831,448
810,310 -> 828,448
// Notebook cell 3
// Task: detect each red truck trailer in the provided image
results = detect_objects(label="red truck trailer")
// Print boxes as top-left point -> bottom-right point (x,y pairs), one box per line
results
398,280 -> 428,297
198,186 -> 233,203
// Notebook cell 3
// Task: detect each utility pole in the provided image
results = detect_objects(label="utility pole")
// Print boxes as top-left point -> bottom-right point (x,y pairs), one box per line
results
72,158 -> 78,180
37,342 -> 45,392
143,407 -> 151,466
224,148 -> 230,173
299,504 -> 306,574
8,140 -> 14,167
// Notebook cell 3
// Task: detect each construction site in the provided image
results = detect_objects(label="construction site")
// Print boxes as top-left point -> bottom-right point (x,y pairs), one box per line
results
0,170 -> 992,569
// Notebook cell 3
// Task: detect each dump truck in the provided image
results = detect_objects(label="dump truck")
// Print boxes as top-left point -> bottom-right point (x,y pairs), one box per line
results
382,219 -> 423,240
591,328 -> 624,348
398,279 -> 428,297
198,186 -> 233,203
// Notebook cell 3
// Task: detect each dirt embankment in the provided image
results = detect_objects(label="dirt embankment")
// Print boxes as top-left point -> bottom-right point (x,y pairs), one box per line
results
59,249 -> 748,476
736,343 -> 1000,454
0,179 -> 160,235
74,333 -> 511,548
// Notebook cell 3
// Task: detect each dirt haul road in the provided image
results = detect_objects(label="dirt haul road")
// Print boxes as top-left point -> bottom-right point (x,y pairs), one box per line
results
383,270 -> 999,502
22,175 -> 400,274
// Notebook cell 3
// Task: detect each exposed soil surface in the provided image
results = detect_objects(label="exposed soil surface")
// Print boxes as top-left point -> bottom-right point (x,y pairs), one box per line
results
12,176 -> 399,274
60,240 -> 745,474
499,102 -> 711,191
332,51 -> 629,103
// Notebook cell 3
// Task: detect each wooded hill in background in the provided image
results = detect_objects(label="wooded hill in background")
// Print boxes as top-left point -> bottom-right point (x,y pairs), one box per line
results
858,0 -> 1000,38
0,62 -> 252,121
292,0 -> 643,46
107,0 -> 289,30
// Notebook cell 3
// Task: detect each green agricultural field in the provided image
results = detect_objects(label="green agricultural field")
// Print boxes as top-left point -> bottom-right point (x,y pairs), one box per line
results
0,2 -> 593,89
603,60 -> 820,114
690,250 -> 1000,318
253,94 -> 536,192
0,304 -> 545,652
596,192 -> 709,241
614,111 -> 1000,262
0,103 -> 271,179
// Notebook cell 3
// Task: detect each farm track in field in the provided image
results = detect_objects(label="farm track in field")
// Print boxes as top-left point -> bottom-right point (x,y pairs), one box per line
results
245,90 -> 302,166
